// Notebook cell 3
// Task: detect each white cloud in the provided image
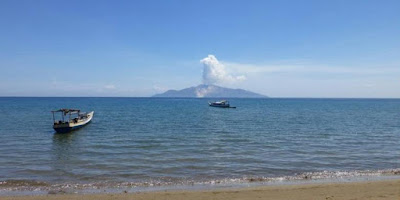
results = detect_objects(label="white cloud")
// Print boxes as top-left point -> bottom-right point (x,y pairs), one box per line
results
104,84 -> 116,90
200,55 -> 246,85
362,83 -> 376,88
224,62 -> 400,75
207,59 -> 400,98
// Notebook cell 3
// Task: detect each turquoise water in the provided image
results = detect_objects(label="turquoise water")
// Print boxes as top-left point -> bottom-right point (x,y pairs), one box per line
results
0,97 -> 399,194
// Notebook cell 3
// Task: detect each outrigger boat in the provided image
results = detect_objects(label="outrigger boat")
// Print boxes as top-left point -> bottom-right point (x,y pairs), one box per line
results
208,100 -> 236,108
51,109 -> 94,133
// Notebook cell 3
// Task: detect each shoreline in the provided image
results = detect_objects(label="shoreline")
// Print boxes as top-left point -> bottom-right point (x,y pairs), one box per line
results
1,172 -> 400,196
2,179 -> 400,200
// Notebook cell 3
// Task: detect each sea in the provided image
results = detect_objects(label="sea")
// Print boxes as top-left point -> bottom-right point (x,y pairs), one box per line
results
0,97 -> 399,195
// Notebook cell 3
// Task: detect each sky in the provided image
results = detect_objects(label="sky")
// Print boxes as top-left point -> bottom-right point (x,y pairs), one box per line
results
0,0 -> 399,97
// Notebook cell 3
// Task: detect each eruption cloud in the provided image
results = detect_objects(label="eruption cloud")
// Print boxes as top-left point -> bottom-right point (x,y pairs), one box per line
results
200,55 -> 246,85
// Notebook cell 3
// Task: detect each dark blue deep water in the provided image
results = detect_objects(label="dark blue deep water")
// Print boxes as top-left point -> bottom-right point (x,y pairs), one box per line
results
0,98 -> 399,193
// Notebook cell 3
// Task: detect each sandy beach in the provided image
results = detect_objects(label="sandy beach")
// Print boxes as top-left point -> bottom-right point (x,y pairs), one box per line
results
3,179 -> 400,200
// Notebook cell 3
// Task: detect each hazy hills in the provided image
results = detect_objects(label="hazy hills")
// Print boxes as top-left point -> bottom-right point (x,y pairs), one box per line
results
153,84 -> 267,98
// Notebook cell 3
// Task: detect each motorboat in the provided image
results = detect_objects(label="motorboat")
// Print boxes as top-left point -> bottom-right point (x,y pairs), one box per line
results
51,109 -> 94,133
208,100 -> 235,108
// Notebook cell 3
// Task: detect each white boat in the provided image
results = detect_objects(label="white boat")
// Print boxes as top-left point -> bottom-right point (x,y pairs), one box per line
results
52,109 -> 94,133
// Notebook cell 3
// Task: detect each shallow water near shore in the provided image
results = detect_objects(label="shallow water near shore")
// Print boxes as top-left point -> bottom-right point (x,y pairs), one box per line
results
0,97 -> 399,195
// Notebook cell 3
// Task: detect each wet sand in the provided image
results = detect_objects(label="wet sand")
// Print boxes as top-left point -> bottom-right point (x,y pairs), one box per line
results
3,179 -> 400,200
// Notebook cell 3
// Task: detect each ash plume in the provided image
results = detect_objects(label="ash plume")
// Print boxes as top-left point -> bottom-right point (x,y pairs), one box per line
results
200,55 -> 246,85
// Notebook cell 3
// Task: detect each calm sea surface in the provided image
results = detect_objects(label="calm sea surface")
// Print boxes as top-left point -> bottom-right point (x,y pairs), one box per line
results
0,98 -> 399,193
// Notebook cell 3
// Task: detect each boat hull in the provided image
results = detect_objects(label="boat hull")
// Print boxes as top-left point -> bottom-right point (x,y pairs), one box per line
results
53,123 -> 87,133
53,111 -> 94,133
209,104 -> 230,108
208,102 -> 230,108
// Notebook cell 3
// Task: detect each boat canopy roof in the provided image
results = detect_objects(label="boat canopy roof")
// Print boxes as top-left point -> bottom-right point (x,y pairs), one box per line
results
51,108 -> 80,113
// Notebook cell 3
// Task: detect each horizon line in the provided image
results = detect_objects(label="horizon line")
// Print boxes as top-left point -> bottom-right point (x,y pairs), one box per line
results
1,96 -> 400,99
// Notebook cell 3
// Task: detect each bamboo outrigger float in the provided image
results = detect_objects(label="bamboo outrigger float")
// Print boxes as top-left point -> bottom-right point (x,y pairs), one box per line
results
51,109 -> 94,133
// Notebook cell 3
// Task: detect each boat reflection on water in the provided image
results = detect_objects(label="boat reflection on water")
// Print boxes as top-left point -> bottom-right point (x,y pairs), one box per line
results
51,131 -> 85,182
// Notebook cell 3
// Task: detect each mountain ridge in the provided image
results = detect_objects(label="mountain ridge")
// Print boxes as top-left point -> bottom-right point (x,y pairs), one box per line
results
153,84 -> 267,98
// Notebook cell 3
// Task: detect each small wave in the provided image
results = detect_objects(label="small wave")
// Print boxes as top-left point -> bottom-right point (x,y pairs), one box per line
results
0,180 -> 49,187
1,168 -> 399,195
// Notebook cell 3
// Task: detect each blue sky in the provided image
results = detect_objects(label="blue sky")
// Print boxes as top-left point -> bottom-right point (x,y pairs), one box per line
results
0,0 -> 399,97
